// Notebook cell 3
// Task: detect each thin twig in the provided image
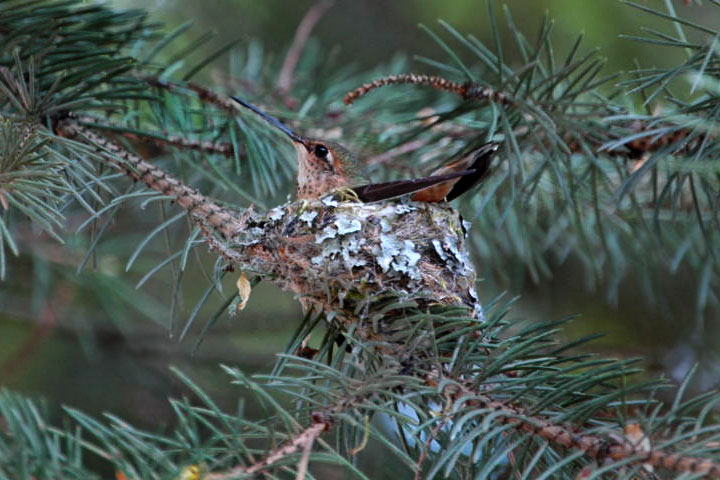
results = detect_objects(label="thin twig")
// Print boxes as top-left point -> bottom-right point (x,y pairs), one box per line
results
205,415 -> 329,479
413,420 -> 445,480
142,76 -> 239,116
344,73 -> 510,106
120,131 -> 235,158
348,415 -> 371,456
277,0 -> 334,93
344,73 -> 706,159
76,117 -> 237,158
295,432 -> 316,480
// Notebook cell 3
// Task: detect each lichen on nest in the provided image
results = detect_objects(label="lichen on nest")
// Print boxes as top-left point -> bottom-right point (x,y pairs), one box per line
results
223,195 -> 482,324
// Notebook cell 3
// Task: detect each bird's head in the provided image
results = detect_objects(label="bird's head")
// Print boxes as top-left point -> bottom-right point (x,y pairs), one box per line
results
232,96 -> 352,198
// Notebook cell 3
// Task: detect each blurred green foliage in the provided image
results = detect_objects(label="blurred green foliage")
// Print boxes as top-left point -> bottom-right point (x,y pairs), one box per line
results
120,0 -> 710,77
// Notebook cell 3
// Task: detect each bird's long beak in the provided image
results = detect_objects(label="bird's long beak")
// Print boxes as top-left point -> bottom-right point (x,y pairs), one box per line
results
231,96 -> 307,147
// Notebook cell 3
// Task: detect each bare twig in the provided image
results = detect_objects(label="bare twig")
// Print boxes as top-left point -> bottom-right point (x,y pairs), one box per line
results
295,432 -> 316,480
120,131 -> 236,158
344,73 -> 706,160
277,0 -> 334,93
413,420 -> 445,480
142,76 -> 239,116
348,415 -> 371,456
344,73 -> 509,106
75,117 -> 237,158
205,413 -> 330,479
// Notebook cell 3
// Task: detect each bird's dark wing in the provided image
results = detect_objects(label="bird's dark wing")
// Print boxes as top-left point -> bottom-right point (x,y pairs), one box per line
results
445,142 -> 499,201
352,171 -> 474,203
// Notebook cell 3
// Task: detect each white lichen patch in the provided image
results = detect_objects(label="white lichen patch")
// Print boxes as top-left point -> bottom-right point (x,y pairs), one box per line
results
341,237 -> 367,268
321,196 -> 339,207
335,217 -> 362,235
432,239 -> 448,261
392,240 -> 421,280
248,227 -> 264,237
375,235 -> 395,272
311,243 -> 342,265
375,234 -> 421,279
299,210 -> 318,225
393,204 -> 416,215
311,236 -> 367,269
267,207 -> 285,221
316,225 -> 338,243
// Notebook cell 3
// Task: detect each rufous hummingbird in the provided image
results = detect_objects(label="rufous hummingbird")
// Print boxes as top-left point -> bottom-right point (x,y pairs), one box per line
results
231,96 -> 498,203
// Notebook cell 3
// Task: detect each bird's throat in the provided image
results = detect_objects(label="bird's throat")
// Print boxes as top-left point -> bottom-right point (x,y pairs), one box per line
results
295,154 -> 349,199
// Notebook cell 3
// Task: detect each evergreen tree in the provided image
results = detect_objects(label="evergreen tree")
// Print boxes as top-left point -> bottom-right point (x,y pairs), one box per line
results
1,1 -> 719,478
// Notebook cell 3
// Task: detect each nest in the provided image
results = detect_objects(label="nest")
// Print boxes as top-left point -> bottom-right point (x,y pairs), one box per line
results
220,196 -> 482,325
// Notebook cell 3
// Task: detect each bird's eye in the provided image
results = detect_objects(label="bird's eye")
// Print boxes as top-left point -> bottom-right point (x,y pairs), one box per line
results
314,144 -> 329,157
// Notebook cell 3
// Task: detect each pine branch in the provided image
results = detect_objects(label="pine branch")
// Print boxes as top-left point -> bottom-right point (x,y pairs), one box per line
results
205,412 -> 331,479
345,72 -> 710,159
142,76 -> 244,117
82,120 -> 237,158
55,116 -> 242,239
344,73 -> 511,106
447,376 -> 720,478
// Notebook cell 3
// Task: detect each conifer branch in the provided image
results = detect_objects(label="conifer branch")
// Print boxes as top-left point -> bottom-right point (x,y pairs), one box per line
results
196,219 -> 245,265
345,73 -> 710,159
142,76 -> 244,116
55,117 -> 242,239
40,77 -> 720,480
117,129 -> 235,158
344,73 -> 511,106
71,115 -> 238,157
205,412 -> 331,479
448,379 -> 720,478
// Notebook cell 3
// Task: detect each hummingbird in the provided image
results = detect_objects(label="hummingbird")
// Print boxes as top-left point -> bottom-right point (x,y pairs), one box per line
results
231,96 -> 498,203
